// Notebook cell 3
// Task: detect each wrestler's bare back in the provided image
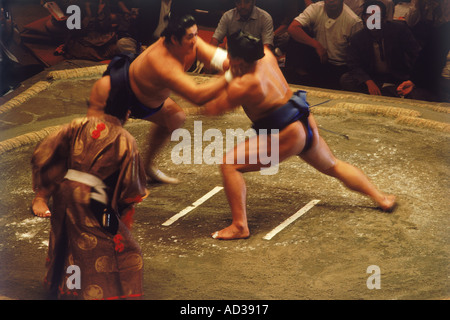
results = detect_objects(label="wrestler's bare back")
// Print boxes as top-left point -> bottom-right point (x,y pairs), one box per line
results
87,40 -> 182,116
227,49 -> 293,122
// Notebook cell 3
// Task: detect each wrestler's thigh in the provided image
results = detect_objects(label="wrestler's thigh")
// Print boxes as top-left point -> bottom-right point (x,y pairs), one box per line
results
144,98 -> 186,131
277,121 -> 307,161
299,117 -> 337,173
223,126 -> 302,173
223,134 -> 259,172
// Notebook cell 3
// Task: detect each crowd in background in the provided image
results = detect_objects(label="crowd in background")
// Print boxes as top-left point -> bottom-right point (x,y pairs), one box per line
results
5,0 -> 450,101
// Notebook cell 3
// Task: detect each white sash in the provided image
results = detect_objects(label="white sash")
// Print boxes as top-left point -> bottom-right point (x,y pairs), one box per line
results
64,169 -> 107,205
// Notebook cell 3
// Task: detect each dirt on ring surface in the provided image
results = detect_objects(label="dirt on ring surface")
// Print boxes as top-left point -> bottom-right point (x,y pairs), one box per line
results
0,74 -> 449,300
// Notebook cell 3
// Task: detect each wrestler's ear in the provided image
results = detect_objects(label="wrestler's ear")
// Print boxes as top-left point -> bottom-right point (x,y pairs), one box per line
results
170,35 -> 180,46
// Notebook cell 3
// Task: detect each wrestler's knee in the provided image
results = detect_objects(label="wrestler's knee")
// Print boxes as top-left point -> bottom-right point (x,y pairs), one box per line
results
321,159 -> 340,177
166,110 -> 186,132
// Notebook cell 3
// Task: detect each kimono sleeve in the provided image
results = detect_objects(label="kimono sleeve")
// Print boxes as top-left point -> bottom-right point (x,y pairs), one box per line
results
31,123 -> 73,196
113,132 -> 148,213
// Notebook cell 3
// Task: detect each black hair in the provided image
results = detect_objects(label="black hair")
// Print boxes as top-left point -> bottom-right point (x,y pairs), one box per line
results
227,30 -> 265,63
162,14 -> 197,44
362,0 -> 387,20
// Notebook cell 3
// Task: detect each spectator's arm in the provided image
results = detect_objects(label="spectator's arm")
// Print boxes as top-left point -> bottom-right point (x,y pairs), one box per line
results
288,20 -> 327,63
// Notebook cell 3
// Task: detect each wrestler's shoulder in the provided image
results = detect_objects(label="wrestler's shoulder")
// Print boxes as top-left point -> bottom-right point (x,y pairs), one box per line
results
235,73 -> 261,90
140,44 -> 182,66
230,75 -> 261,101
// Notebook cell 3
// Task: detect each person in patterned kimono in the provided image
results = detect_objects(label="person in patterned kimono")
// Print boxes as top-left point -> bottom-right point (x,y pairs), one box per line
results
31,99 -> 148,299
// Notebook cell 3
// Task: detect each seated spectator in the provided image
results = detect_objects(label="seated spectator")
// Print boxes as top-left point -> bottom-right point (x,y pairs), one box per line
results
408,0 -> 450,101
286,0 -> 363,89
273,0 -> 312,55
340,1 -> 437,100
344,0 -> 394,20
132,0 -> 196,47
110,1 -> 140,54
60,0 -> 119,60
210,0 -> 274,49
133,0 -> 177,46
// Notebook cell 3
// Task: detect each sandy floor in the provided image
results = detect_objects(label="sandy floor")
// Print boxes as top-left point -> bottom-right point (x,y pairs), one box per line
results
0,71 -> 449,300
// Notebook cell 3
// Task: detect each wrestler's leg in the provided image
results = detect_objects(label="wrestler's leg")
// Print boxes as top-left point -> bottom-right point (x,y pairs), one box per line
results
143,97 -> 186,184
300,115 -> 396,211
215,161 -> 250,240
213,123 -> 306,240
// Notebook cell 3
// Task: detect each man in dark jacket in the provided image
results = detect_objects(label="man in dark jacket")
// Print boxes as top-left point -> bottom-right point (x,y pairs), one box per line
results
340,1 -> 429,100
134,0 -> 195,46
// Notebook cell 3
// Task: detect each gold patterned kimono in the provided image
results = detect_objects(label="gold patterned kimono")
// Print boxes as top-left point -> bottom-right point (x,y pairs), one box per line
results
31,115 -> 147,300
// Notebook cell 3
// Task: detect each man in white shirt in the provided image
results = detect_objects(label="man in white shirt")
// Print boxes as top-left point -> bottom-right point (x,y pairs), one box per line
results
286,0 -> 362,89
211,0 -> 274,49
344,0 -> 394,20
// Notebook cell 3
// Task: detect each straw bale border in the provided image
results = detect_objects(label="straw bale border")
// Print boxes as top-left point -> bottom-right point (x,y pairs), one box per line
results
0,125 -> 61,155
0,81 -> 52,115
1,66 -> 449,155
395,116 -> 450,133
46,65 -> 107,80
332,102 -> 422,118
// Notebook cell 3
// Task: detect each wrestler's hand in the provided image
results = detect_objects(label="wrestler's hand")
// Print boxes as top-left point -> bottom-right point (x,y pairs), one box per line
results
397,80 -> 414,97
222,59 -> 230,72
365,80 -> 382,95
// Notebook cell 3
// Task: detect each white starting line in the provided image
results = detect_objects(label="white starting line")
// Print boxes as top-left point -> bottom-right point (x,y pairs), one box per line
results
262,199 -> 320,240
162,186 -> 320,240
162,186 -> 224,226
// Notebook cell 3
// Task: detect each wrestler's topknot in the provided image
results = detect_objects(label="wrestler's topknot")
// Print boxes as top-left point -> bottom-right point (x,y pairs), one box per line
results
227,30 -> 265,63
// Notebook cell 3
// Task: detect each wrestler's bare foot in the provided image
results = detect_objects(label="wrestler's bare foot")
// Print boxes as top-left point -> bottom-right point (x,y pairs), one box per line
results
211,225 -> 250,240
146,166 -> 179,184
31,197 -> 51,217
378,195 -> 397,212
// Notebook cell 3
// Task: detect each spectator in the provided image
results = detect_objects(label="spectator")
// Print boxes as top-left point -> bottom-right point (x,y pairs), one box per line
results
133,0 -> 180,46
110,1 -> 140,54
409,0 -> 450,101
273,0 -> 312,55
210,0 -> 274,49
344,0 -> 394,20
1,0 -> 44,95
340,1 -> 436,100
130,0 -> 196,47
60,1 -> 119,60
152,0 -> 172,41
286,0 -> 363,89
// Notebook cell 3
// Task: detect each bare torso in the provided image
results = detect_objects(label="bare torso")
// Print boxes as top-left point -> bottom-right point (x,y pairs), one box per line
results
233,49 -> 292,122
89,30 -> 227,116
128,38 -> 197,108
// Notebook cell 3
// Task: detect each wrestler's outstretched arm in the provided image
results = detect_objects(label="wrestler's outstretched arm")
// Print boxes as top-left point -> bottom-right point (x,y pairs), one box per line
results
203,90 -> 238,115
196,37 -> 230,72
203,75 -> 259,115
164,68 -> 229,106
